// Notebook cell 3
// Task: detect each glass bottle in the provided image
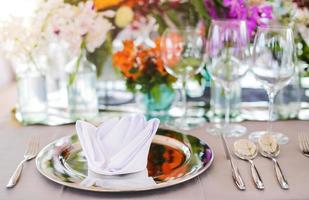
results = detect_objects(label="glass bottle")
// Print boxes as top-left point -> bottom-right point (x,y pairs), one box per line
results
66,49 -> 98,120
16,58 -> 48,124
46,41 -> 69,109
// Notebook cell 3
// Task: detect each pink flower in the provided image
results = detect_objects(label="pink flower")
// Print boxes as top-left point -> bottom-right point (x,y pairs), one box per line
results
247,5 -> 273,36
224,0 -> 246,18
204,0 -> 219,19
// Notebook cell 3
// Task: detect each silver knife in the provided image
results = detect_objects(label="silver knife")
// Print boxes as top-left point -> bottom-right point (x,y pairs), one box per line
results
220,134 -> 246,190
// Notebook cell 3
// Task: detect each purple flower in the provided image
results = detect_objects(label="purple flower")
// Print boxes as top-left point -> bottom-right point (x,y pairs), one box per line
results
223,0 -> 245,18
246,6 -> 259,36
204,0 -> 218,18
259,5 -> 273,24
203,0 -> 273,38
246,5 -> 273,36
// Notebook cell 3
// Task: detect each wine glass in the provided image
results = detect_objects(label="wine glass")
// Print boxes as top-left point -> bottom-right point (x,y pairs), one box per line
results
249,26 -> 295,144
206,19 -> 250,137
160,27 -> 205,130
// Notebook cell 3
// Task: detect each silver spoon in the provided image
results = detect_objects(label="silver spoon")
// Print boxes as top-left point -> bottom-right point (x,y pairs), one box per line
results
234,139 -> 264,190
258,134 -> 289,190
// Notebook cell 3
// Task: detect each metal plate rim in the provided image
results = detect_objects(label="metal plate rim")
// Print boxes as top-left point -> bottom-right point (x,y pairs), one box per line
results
36,129 -> 214,192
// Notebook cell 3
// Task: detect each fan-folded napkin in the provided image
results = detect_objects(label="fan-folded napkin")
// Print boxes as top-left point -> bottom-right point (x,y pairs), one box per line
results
76,114 -> 159,175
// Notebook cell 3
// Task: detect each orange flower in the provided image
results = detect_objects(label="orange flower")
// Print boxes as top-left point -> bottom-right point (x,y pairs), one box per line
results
123,0 -> 140,7
113,40 -> 141,80
93,0 -> 122,10
160,32 -> 183,67
113,39 -> 171,81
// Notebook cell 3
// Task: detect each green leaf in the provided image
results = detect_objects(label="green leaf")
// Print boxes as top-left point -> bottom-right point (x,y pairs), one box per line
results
64,0 -> 86,5
191,0 -> 211,26
150,84 -> 162,103
129,67 -> 138,74
87,33 -> 113,78
166,10 -> 182,27
153,14 -> 167,35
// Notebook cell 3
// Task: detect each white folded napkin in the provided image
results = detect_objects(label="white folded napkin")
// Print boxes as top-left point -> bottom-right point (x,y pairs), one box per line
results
81,169 -> 156,189
76,114 -> 159,175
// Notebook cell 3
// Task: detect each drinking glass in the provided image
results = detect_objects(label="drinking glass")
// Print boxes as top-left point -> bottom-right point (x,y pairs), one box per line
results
161,27 -> 205,130
207,19 -> 250,137
249,26 -> 295,144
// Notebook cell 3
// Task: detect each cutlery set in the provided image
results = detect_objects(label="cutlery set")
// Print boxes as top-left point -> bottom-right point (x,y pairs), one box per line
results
223,134 -> 290,191
5,133 -> 309,190
233,139 -> 264,190
6,136 -> 39,188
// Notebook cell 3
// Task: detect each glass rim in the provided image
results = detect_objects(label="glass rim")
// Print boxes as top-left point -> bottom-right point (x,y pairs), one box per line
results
257,25 -> 293,31
163,26 -> 198,31
211,19 -> 246,23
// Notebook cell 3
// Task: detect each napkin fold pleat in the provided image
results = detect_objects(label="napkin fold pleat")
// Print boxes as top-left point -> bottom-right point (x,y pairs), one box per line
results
76,114 -> 159,175
76,121 -> 107,169
81,169 -> 156,189
108,119 -> 158,172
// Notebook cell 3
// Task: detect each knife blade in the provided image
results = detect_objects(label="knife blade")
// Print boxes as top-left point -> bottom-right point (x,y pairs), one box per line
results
220,134 -> 246,190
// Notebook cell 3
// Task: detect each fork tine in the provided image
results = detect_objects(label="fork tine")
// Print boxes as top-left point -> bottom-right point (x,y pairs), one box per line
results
25,136 -> 35,155
298,134 -> 304,151
26,136 -> 39,156
29,136 -> 38,156
33,136 -> 40,155
304,135 -> 309,152
302,134 -> 308,152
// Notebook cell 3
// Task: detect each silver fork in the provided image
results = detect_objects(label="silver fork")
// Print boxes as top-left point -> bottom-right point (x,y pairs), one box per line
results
6,136 -> 40,188
298,134 -> 309,158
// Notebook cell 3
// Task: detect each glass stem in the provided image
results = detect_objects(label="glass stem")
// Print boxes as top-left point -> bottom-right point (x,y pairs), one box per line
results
267,90 -> 276,134
180,77 -> 188,120
224,88 -> 231,128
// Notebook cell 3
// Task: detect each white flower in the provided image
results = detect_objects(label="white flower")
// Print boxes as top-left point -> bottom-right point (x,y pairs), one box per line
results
0,0 -> 114,64
86,16 -> 113,52
38,0 -> 114,56
0,14 -> 47,68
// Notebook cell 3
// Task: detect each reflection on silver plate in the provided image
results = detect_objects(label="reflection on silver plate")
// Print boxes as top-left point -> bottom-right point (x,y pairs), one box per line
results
36,129 -> 214,192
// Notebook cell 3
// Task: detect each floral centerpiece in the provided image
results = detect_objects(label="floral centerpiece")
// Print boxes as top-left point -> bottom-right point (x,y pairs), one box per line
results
113,39 -> 176,112
0,8 -> 52,123
269,0 -> 308,75
36,0 -> 115,119
203,0 -> 273,37
0,0 -> 116,120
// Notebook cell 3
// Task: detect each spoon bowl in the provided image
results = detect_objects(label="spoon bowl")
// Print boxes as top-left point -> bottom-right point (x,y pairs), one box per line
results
234,139 -> 258,160
258,134 -> 280,158
258,134 -> 289,190
233,139 -> 264,190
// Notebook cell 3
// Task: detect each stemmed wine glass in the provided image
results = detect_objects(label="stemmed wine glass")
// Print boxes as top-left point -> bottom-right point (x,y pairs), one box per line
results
160,27 -> 205,130
206,19 -> 250,137
249,26 -> 295,144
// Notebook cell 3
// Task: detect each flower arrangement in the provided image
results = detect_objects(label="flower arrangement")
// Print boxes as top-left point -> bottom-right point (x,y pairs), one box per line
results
39,0 -> 114,85
0,15 -> 48,73
203,0 -> 273,37
87,0 -> 208,76
39,0 -> 114,56
270,0 -> 308,67
113,39 -> 176,101
0,0 -> 114,71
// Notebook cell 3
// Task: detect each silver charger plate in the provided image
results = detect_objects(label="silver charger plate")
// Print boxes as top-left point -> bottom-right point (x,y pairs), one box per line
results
36,129 -> 214,192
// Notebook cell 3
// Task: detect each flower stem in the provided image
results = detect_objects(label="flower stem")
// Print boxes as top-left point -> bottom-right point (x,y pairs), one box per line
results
68,40 -> 87,86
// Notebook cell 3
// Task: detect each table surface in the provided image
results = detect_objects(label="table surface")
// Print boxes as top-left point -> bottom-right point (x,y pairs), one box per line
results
1,116 -> 309,200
